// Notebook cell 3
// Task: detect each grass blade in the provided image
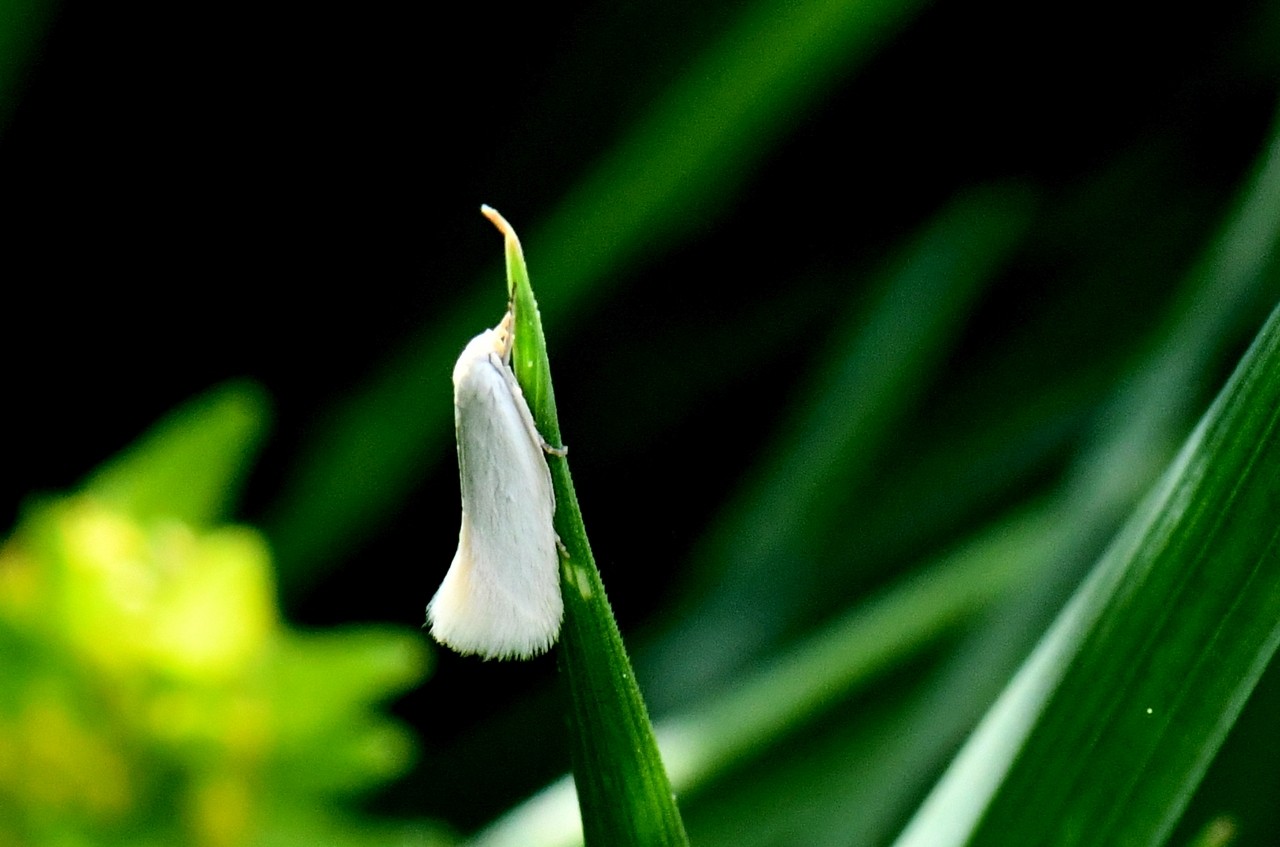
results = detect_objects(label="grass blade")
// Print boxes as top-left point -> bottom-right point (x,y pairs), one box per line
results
639,184 -> 1035,708
894,298 -> 1280,846
483,207 -> 688,847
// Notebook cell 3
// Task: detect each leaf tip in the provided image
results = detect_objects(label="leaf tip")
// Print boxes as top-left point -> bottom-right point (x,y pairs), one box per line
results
480,204 -> 529,301
480,204 -> 518,245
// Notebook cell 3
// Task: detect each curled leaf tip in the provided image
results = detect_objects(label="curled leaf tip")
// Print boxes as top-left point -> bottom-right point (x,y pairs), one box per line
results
480,205 -> 527,301
480,204 -> 520,246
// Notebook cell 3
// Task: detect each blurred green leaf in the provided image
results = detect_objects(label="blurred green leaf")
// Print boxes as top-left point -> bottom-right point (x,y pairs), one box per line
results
639,184 -> 1035,708
84,381 -> 270,527
0,387 -> 432,847
895,299 -> 1280,846
806,106 -> 1280,847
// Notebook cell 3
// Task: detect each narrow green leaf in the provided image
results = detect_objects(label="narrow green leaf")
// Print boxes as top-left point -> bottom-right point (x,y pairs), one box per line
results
527,0 -> 931,289
82,381 -> 270,526
894,300 -> 1280,847
639,184 -> 1035,707
481,207 -> 688,847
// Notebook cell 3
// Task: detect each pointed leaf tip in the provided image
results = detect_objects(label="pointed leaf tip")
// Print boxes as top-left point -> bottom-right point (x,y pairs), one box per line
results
480,205 -> 520,246
480,205 -> 529,303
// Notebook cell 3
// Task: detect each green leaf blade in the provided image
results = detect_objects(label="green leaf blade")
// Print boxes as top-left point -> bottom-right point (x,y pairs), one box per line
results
895,301 -> 1280,847
638,183 -> 1036,707
482,207 -> 689,847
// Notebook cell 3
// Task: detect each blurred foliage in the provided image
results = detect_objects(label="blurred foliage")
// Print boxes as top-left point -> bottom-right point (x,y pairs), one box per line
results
895,301 -> 1280,847
0,386 -> 437,847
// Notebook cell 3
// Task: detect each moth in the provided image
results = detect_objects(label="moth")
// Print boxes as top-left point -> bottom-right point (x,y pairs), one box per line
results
426,308 -> 563,659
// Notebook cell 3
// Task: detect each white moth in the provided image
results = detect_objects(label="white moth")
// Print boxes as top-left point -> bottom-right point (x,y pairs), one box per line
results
426,308 -> 563,660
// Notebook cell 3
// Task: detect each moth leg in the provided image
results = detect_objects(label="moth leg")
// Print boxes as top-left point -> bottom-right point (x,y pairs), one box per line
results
555,534 -> 571,559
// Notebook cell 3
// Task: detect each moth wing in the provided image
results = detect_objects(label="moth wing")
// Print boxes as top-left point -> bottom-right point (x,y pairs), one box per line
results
428,335 -> 561,660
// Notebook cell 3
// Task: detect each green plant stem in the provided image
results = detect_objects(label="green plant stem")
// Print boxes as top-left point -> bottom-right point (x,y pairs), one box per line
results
482,207 -> 689,847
